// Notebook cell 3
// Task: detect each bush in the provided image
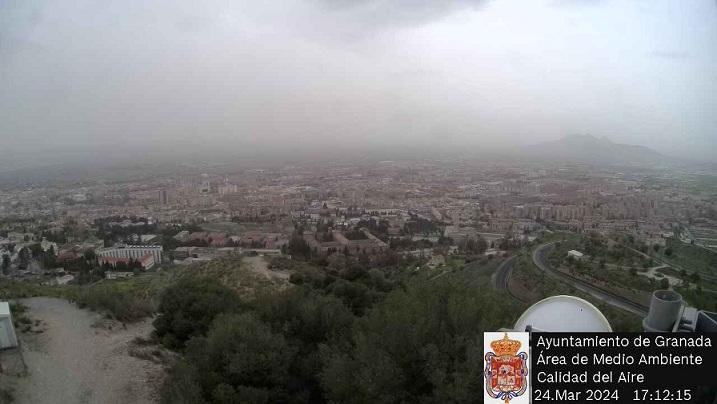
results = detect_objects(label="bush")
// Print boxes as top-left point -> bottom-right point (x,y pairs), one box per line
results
157,263 -> 522,403
320,279 -> 522,403
153,276 -> 243,350
164,313 -> 294,404
160,360 -> 207,404
10,301 -> 29,328
0,387 -> 14,403
268,256 -> 301,271
161,286 -> 355,404
73,284 -> 153,322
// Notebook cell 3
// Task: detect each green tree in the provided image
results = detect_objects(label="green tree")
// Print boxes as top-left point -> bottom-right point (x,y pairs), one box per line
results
153,277 -> 243,350
464,238 -> 476,253
321,279 -> 521,403
84,249 -> 96,262
255,288 -> 355,402
17,247 -> 30,270
162,285 -> 355,404
288,233 -> 311,260
184,313 -> 294,403
475,236 -> 488,254
325,279 -> 375,315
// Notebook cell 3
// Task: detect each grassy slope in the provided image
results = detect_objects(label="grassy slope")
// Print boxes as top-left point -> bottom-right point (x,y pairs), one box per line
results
655,238 -> 717,276
0,254 -> 282,322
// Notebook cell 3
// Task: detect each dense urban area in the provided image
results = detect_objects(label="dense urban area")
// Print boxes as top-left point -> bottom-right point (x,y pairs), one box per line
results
1,145 -> 717,402
2,0 -> 717,401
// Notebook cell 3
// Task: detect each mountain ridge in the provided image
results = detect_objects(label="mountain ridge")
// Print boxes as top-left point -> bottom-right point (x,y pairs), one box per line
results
521,134 -> 667,165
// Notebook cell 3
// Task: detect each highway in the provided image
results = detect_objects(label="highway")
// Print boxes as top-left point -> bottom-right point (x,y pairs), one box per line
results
491,255 -> 517,290
532,242 -> 648,316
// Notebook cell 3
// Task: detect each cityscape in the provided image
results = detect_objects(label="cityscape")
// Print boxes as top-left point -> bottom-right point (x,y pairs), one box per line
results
2,137 -> 717,402
1,0 -> 716,403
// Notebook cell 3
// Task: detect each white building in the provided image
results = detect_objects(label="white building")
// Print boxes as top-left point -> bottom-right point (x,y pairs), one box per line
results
97,244 -> 163,263
567,250 -> 585,260
0,302 -> 18,349
218,183 -> 239,195
40,238 -> 58,253
173,230 -> 190,242
71,193 -> 87,202
106,271 -> 135,280
140,234 -> 158,243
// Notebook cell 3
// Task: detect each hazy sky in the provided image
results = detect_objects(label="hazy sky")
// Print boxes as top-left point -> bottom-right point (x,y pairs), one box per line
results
1,0 -> 716,166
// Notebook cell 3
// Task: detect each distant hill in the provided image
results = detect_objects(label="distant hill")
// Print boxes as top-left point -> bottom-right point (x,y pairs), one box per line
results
521,134 -> 667,165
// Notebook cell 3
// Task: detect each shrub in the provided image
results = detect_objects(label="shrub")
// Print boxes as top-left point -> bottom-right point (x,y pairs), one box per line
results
73,285 -> 153,322
163,313 -> 294,404
321,279 -> 522,403
153,276 -> 243,350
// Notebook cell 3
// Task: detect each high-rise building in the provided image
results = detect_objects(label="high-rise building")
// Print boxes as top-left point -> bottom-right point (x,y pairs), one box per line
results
200,180 -> 212,194
219,183 -> 238,195
158,189 -> 169,205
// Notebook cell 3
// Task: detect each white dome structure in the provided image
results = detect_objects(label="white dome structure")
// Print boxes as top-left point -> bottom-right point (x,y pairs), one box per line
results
514,295 -> 612,332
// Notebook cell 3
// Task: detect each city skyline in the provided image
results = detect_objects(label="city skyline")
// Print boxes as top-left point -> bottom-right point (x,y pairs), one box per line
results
2,2 -> 717,403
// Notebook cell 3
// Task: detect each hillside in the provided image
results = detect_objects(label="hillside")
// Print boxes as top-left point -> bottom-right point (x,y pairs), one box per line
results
522,134 -> 667,165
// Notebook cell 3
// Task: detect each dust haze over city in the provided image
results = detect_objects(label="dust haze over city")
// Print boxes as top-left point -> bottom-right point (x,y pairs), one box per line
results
2,0 -> 717,172
1,1 -> 717,404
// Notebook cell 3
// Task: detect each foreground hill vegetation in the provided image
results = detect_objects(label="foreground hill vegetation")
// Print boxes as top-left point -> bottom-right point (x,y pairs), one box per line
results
154,256 -> 522,404
4,241 -> 679,403
0,252 -> 525,403
0,254 -> 279,323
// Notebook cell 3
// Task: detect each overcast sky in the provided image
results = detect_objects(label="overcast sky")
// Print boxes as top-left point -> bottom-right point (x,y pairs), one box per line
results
1,0 -> 716,167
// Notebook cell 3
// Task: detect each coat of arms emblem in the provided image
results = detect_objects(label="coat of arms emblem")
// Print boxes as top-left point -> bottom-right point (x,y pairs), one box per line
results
484,333 -> 528,403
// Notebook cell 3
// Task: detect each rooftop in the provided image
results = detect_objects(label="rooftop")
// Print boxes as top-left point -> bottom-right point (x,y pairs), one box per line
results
0,301 -> 10,316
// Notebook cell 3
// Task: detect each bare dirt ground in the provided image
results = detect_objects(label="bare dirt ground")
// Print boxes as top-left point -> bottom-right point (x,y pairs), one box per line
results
242,255 -> 291,281
0,297 -> 164,404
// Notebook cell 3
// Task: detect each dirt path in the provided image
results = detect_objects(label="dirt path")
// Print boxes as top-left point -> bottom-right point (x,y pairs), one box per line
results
4,297 -> 163,404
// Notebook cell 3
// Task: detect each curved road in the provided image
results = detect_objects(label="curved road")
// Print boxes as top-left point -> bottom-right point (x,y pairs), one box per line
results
491,255 -> 530,304
492,255 -> 517,290
532,243 -> 648,316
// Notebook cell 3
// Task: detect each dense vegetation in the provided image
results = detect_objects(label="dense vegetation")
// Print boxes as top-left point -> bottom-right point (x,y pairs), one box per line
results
9,228 -> 712,402
153,277 -> 245,349
654,238 -> 717,276
320,280 -> 519,403
94,215 -> 157,245
157,263 -> 521,404
0,267 -> 173,322
71,283 -> 154,322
